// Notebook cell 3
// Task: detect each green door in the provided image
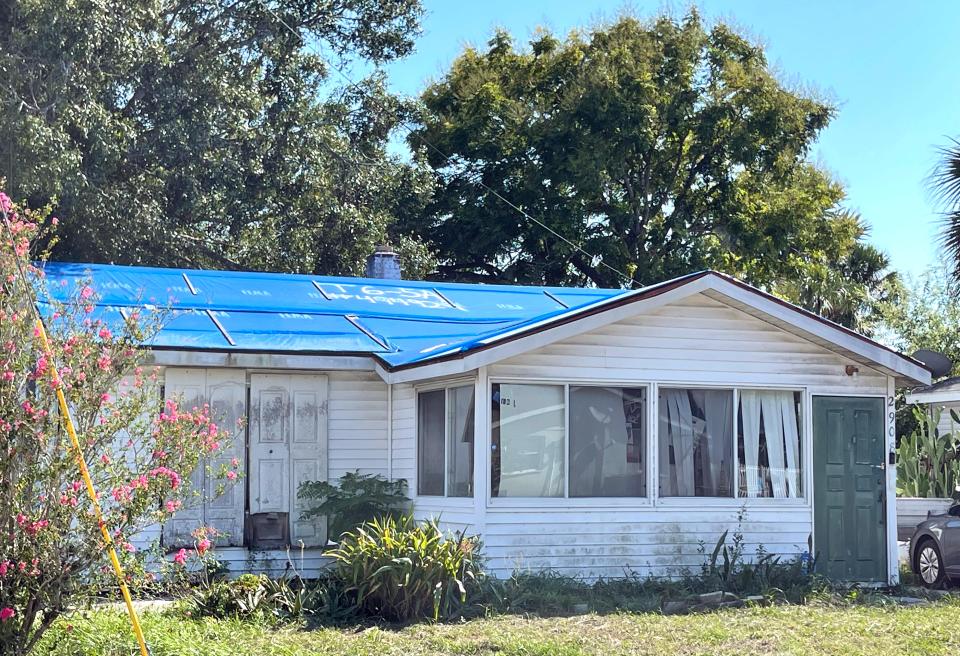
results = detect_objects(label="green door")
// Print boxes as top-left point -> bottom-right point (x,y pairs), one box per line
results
812,396 -> 887,582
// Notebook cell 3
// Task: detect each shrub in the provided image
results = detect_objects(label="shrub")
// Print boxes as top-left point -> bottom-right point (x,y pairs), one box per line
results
0,192 -> 239,653
298,471 -> 409,541
328,515 -> 483,621
184,574 -> 316,623
693,530 -> 816,602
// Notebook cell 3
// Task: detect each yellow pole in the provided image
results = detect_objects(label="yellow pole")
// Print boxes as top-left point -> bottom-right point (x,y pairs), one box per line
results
1,209 -> 150,656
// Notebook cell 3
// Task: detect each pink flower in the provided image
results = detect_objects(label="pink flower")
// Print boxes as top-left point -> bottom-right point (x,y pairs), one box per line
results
80,285 -> 93,300
196,538 -> 212,555
0,561 -> 8,576
173,549 -> 188,566
123,542 -> 136,553
226,470 -> 237,481
0,607 -> 14,622
164,499 -> 181,513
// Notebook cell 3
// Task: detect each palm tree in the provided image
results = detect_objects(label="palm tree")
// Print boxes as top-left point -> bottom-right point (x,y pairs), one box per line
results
931,139 -> 960,279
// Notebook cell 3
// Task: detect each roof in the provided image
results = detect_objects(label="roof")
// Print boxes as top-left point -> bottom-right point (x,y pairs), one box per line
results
38,261 -> 625,367
906,376 -> 960,404
37,262 -> 930,386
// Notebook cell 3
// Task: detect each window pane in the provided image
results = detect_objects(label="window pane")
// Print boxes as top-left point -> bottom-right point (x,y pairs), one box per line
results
447,385 -> 475,497
738,390 -> 802,498
492,383 -> 565,497
569,386 -> 646,497
417,390 -> 445,496
658,388 -> 734,497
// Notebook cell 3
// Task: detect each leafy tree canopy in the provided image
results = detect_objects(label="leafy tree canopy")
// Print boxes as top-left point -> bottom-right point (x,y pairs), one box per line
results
0,0 -> 431,275
404,11 -> 895,330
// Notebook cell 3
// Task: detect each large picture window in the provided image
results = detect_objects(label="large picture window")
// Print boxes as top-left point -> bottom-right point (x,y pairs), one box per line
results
417,385 -> 475,497
491,383 -> 648,498
658,388 -> 734,497
737,390 -> 802,498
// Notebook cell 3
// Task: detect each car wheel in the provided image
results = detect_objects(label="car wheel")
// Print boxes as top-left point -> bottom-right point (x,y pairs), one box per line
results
916,539 -> 947,588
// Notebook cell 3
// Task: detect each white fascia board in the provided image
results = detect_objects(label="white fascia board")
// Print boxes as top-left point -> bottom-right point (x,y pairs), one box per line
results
148,350 -> 375,372
379,276 -> 714,384
904,390 -> 960,405
707,278 -> 931,386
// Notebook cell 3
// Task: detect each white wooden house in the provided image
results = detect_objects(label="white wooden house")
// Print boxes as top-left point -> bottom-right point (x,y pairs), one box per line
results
42,260 -> 931,584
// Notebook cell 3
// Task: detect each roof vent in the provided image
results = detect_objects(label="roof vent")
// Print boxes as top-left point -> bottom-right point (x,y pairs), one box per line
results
365,244 -> 401,280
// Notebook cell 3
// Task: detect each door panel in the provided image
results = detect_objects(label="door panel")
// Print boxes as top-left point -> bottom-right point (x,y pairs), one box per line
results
813,396 -> 886,582
162,368 -> 247,547
249,374 -> 328,547
250,375 -> 291,514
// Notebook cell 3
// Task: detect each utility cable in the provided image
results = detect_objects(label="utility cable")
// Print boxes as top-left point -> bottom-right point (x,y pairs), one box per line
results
260,2 -> 639,289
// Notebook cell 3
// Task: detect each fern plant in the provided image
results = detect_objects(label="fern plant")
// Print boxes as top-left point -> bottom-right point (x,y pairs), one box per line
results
298,471 -> 409,541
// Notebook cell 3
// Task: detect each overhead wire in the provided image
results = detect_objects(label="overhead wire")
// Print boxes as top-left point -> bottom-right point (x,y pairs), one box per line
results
259,2 -> 639,289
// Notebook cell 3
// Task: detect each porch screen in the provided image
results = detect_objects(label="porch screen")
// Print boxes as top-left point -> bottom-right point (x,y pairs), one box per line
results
738,390 -> 802,498
492,383 -> 564,497
658,388 -> 733,497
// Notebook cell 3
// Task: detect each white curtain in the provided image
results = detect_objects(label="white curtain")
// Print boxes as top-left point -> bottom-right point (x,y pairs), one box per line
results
760,392 -> 788,498
659,389 -> 695,496
740,390 -> 801,498
780,392 -> 801,496
740,391 -> 763,497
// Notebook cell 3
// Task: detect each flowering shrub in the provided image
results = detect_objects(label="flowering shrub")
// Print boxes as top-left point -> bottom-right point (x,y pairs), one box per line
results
0,192 -> 237,654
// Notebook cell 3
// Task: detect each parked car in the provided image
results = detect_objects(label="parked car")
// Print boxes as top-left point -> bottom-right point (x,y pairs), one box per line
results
910,503 -> 960,587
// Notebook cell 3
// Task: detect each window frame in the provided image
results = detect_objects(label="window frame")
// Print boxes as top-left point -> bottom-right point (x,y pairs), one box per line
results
488,378 -> 654,508
415,378 -> 476,499
654,382 -> 809,508
485,377 -> 810,510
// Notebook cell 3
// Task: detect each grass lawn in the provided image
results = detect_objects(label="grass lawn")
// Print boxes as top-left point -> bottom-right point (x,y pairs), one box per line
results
35,599 -> 960,656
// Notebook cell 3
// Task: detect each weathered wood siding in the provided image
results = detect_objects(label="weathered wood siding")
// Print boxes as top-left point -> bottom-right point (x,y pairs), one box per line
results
472,292 -> 888,578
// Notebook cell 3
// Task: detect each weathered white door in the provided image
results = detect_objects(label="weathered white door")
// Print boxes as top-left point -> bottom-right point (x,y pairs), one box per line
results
162,368 -> 246,547
249,373 -> 328,547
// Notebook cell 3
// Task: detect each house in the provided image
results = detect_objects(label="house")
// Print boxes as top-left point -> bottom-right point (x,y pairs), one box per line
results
905,376 -> 960,436
40,257 -> 931,584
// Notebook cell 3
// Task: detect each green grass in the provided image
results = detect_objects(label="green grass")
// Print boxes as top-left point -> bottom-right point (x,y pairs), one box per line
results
35,599 -> 960,656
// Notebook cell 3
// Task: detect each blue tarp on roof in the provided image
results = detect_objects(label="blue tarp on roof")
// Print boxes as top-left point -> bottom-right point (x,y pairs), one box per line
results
38,262 -> 629,368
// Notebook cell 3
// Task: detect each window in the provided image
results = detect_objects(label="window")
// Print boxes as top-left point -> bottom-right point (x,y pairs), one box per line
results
569,386 -> 646,497
417,385 -> 475,497
491,383 -> 648,498
658,388 -> 734,497
737,390 -> 802,498
492,384 -> 565,497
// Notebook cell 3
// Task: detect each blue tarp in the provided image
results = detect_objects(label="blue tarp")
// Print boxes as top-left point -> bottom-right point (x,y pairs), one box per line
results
38,262 -> 629,368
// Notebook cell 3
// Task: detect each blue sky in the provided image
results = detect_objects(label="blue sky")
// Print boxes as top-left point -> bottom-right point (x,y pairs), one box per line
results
381,0 -> 960,278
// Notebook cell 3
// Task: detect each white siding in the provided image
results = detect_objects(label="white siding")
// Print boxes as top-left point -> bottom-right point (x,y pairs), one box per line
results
931,402 -> 960,437
490,294 -> 887,395
470,292 -> 888,578
327,371 -> 389,480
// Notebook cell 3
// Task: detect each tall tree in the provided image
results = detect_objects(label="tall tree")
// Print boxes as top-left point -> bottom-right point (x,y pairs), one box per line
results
404,11 -> 893,328
932,138 -> 960,281
0,0 -> 431,275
